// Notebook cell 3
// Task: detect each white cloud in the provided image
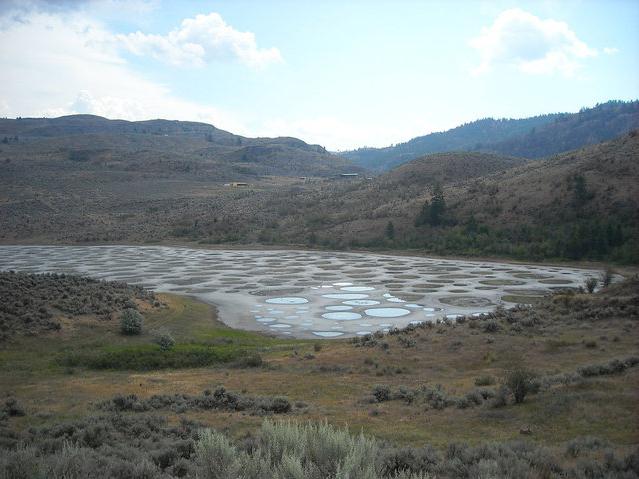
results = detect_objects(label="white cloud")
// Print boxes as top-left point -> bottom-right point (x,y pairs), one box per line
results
118,12 -> 283,68
0,9 -> 248,133
0,4 -> 419,150
603,47 -> 619,55
470,8 -> 597,76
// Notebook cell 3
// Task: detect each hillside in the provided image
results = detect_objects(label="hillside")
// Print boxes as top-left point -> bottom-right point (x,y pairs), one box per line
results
0,115 -> 362,178
1,116 -> 637,264
342,100 -> 639,171
381,151 -> 526,186
207,131 -> 639,262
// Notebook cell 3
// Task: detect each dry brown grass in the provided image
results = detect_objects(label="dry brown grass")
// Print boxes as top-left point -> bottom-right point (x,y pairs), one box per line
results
2,289 -> 637,449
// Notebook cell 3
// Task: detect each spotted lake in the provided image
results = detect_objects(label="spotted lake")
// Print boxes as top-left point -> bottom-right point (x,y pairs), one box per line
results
0,246 -> 601,338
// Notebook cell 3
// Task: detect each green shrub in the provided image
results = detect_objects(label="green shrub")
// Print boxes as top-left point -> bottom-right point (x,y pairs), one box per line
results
119,308 -> 143,335
474,375 -> 495,386
3,398 -> 25,417
268,397 -> 292,414
482,320 -> 500,333
59,344 -> 247,370
504,368 -> 538,404
584,277 -> 599,293
99,387 -> 292,415
372,384 -> 391,402
578,356 -> 639,377
155,331 -> 176,351
394,385 -> 416,404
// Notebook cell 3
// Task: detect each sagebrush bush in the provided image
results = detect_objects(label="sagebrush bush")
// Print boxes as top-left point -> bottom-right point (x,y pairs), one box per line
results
482,320 -> 500,333
155,331 -> 176,351
99,386 -> 292,415
578,356 -> 639,377
490,386 -> 510,408
119,308 -> 143,335
475,375 -> 495,386
0,271 -> 158,341
565,436 -> 610,458
196,429 -> 240,478
2,416 -> 638,478
397,336 -> 416,348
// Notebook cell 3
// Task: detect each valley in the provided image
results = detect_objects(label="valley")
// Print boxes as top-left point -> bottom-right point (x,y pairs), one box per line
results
2,2 -> 638,477
1,105 -> 637,479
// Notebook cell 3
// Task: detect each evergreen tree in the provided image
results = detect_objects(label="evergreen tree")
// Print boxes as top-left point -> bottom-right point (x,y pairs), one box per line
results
572,174 -> 593,209
465,215 -> 478,234
385,221 -> 395,240
429,184 -> 445,226
414,200 -> 430,227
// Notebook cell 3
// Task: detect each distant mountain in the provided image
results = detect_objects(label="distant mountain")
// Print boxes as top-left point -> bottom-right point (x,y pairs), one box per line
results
0,115 -> 362,178
341,100 -> 639,171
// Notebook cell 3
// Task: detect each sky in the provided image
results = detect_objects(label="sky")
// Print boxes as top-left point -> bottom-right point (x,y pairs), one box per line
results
0,0 -> 637,150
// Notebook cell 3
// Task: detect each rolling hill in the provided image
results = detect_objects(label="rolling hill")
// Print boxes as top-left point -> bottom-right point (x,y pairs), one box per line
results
0,114 -> 363,178
1,113 -> 637,263
341,100 -> 639,171
217,131 -> 639,262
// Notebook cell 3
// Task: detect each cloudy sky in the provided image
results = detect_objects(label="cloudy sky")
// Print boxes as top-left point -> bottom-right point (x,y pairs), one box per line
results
1,0 -> 637,150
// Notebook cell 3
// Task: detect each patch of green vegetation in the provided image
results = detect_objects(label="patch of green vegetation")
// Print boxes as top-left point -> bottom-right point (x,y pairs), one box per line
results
58,343 -> 247,371
0,293 -> 310,374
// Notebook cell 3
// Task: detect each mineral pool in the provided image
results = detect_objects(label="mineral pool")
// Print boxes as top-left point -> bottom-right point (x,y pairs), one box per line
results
0,245 -> 604,339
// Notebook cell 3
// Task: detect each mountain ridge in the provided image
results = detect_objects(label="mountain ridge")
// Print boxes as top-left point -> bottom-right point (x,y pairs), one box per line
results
0,114 -> 361,178
340,100 -> 639,171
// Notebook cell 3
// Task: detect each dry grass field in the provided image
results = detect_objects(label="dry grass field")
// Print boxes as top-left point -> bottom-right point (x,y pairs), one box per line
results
2,281 -> 637,447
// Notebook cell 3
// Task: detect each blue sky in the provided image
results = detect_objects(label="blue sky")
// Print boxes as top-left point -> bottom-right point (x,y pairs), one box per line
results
0,0 -> 637,149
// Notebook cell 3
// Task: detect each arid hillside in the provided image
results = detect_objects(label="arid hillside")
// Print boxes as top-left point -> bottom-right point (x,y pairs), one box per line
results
194,132 -> 637,262
224,131 -> 639,262
1,117 -> 637,263
0,115 -> 362,178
